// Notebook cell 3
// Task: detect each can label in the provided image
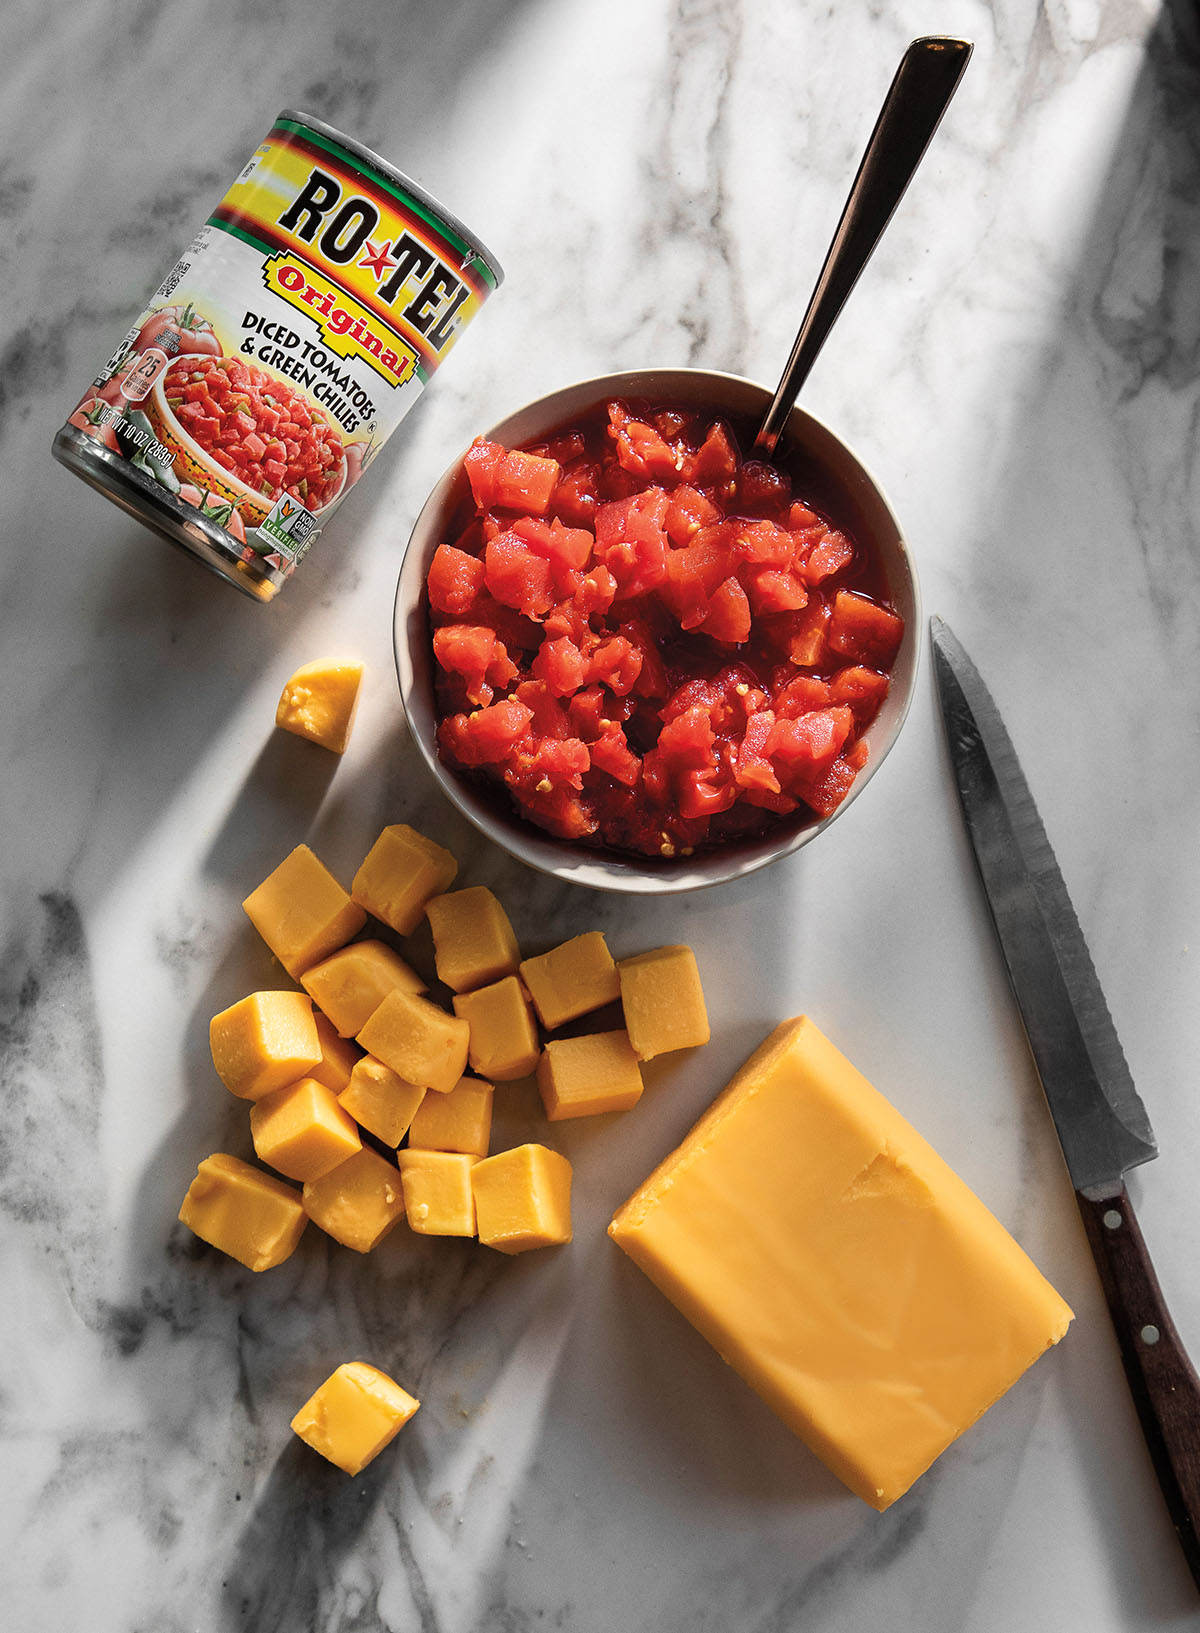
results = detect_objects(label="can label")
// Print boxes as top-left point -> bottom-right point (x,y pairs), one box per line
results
58,114 -> 499,598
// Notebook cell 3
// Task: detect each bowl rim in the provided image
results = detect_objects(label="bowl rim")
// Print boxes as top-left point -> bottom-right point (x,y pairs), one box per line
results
150,354 -> 348,518
393,366 -> 921,895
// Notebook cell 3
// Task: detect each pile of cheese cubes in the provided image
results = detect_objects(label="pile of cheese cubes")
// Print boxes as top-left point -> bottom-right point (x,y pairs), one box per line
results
179,822 -> 710,1276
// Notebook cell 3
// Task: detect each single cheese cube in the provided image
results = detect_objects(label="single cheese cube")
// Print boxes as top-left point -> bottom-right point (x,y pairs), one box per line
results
338,1056 -> 426,1147
178,1153 -> 307,1270
352,824 -> 457,936
302,1146 -> 407,1252
472,1143 -> 573,1255
307,1010 -> 362,1094
301,939 -> 426,1038
210,990 -> 322,1101
250,1077 -> 362,1182
425,886 -> 520,994
275,658 -> 364,754
519,932 -> 619,1030
396,1149 -> 478,1236
291,1362 -> 419,1476
608,1017 -> 1074,1511
536,1031 -> 644,1120
618,944 -> 710,1061
453,975 -> 540,1081
407,1075 -> 493,1158
357,988 -> 469,1095
243,844 -> 367,978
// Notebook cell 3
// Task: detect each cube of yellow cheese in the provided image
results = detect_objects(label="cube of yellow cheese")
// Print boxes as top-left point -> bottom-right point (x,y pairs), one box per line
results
179,1152 -> 307,1270
210,990 -> 322,1101
275,658 -> 364,754
250,1077 -> 362,1182
608,1016 -> 1074,1511
536,1031 -> 644,1120
425,886 -> 520,993
407,1075 -> 493,1158
307,1010 -> 361,1094
618,944 -> 710,1061
243,844 -> 367,978
352,824 -> 457,936
356,989 -> 469,1095
338,1056 -> 426,1147
301,939 -> 426,1038
472,1143 -> 573,1255
291,1362 -> 419,1476
303,1147 -> 407,1252
396,1149 -> 478,1236
519,932 -> 619,1030
453,975 -> 540,1081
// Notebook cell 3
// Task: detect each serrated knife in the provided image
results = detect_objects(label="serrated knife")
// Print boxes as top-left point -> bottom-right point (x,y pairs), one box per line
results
930,615 -> 1200,1589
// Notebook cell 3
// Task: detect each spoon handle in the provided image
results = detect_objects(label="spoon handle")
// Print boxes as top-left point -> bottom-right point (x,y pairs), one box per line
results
754,35 -> 972,457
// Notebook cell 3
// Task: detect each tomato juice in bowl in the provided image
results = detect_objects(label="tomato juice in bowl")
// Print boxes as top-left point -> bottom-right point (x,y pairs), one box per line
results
395,369 -> 919,895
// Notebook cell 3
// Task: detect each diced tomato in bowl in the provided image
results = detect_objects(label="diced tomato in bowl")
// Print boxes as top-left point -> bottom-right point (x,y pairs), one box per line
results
153,354 -> 346,519
395,369 -> 919,894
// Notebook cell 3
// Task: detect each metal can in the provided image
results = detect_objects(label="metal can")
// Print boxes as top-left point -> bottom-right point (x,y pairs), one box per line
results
52,110 -> 502,602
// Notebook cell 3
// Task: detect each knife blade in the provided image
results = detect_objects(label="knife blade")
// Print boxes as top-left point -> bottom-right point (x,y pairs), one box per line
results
930,616 -> 1156,1194
930,614 -> 1200,1590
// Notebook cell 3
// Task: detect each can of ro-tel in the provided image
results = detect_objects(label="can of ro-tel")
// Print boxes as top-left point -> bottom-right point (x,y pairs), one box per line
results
52,110 -> 502,602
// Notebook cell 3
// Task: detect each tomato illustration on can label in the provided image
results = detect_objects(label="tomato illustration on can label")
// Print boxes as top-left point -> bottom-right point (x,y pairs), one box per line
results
53,111 -> 502,603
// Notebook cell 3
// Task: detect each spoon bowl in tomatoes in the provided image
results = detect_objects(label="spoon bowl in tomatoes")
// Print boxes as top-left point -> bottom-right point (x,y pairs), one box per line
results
394,368 -> 919,894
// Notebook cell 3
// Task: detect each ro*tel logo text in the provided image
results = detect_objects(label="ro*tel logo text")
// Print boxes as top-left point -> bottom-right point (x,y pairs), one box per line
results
277,168 -> 471,354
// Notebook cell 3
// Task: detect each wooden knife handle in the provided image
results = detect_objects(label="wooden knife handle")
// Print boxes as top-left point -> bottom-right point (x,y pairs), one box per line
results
1077,1185 -> 1200,1589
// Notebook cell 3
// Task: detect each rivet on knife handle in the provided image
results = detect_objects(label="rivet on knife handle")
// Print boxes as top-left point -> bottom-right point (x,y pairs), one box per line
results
1077,1187 -> 1200,1585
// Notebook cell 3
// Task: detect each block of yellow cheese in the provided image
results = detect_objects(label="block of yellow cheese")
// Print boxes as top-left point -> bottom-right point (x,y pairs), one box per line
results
242,844 -> 367,978
396,1149 -> 478,1236
426,886 -> 521,994
210,990 -> 322,1101
352,824 -> 457,936
179,1152 -> 307,1270
275,658 -> 364,754
453,975 -> 540,1081
618,944 -> 710,1060
472,1143 -> 573,1254
303,1147 -> 406,1252
537,1030 -> 644,1120
307,1010 -> 362,1095
407,1074 -> 493,1157
338,1056 -> 426,1147
357,988 -> 470,1094
519,931 -> 619,1030
301,939 -> 426,1038
291,1362 -> 419,1475
608,1016 -> 1074,1510
250,1077 -> 362,1182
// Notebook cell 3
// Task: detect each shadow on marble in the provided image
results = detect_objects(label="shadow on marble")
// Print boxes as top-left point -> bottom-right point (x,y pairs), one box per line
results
199,730 -> 341,890
940,0 -> 1200,1615
218,1435 -> 393,1632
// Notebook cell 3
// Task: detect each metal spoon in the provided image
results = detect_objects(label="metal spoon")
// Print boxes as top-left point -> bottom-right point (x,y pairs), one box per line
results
753,35 -> 972,457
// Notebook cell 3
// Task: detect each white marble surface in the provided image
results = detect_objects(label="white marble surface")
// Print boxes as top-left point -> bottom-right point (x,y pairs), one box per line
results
4,0 -> 1200,1628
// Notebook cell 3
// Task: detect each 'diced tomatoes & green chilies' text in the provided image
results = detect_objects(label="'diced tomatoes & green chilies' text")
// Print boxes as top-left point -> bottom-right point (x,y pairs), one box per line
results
426,401 -> 904,858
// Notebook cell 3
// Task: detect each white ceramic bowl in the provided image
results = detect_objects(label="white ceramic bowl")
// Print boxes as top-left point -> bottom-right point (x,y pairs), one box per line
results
394,368 -> 920,894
